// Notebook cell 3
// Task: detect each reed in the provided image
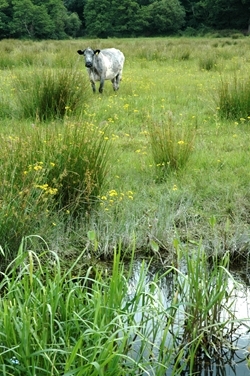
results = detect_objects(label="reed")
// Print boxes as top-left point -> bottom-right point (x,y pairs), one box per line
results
14,68 -> 88,121
149,111 -> 196,180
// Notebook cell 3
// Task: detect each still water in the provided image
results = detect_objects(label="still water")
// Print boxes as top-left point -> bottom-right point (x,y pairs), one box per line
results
127,261 -> 250,376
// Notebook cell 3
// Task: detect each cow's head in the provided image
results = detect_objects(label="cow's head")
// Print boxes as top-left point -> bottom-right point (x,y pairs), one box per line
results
77,48 -> 101,68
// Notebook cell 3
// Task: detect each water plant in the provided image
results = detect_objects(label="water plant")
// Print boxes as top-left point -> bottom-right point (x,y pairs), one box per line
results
0,236 -> 242,376
172,239 -> 239,374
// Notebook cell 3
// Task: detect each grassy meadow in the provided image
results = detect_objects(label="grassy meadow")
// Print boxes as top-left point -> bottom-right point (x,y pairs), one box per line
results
0,36 -> 250,375
1,37 -> 250,261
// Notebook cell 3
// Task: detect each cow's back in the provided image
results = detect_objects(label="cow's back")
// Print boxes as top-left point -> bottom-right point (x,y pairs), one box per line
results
97,48 -> 124,80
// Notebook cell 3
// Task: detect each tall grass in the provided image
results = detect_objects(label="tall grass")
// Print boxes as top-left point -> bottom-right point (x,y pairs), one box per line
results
14,68 -> 88,121
0,121 -> 110,257
217,74 -> 250,120
149,112 -> 196,179
173,239 -> 238,373
0,236 -> 240,375
1,37 -> 250,261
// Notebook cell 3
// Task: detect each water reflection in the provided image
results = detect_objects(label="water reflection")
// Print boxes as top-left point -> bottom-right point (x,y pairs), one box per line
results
127,261 -> 250,376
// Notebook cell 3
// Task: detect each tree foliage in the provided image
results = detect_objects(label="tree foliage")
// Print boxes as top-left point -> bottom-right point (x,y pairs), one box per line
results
0,0 -> 249,39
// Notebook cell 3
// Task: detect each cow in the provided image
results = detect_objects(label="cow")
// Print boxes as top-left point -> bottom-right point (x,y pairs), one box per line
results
77,47 -> 125,94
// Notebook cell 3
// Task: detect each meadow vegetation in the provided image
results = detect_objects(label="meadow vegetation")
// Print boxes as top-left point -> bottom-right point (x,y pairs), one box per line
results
0,36 -> 250,374
1,37 -> 250,260
0,236 -> 242,375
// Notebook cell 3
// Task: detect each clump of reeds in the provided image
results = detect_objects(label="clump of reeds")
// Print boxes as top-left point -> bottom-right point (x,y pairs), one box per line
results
0,121 -> 110,256
217,74 -> 250,120
14,68 -> 88,121
148,112 -> 196,180
172,238 -> 238,374
199,54 -> 218,70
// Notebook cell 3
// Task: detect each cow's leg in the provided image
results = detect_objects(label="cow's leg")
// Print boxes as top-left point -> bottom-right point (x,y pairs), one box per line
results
111,78 -> 118,91
113,73 -> 121,91
99,78 -> 105,93
90,80 -> 96,93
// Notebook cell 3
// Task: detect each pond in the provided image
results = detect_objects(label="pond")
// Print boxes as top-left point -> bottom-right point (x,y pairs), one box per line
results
126,259 -> 250,376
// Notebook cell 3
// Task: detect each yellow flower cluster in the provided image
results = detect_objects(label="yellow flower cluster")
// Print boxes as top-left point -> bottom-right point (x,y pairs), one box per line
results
34,184 -> 58,195
98,189 -> 134,210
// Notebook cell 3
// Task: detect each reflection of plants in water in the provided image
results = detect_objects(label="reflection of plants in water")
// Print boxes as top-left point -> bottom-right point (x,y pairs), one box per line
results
0,235 -> 244,376
172,238 -> 239,374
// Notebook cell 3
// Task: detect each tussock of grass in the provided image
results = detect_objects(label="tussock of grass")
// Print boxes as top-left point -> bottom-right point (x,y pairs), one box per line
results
14,68 -> 88,121
149,112 -> 196,179
0,121 -> 110,256
217,75 -> 250,120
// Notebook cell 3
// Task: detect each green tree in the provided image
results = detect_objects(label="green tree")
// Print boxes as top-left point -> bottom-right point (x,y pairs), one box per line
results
64,0 -> 86,33
180,0 -> 250,31
148,0 -> 185,34
64,12 -> 81,37
84,0 -> 112,37
0,0 -> 11,38
110,0 -> 146,36
11,0 -> 36,38
204,0 -> 249,30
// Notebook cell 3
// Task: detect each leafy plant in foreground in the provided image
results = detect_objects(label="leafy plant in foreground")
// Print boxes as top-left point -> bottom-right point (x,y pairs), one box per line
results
172,239 -> 239,374
0,236 -> 180,376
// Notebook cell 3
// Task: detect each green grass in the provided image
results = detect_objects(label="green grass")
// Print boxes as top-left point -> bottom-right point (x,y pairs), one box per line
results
1,36 -> 250,260
0,236 -> 240,375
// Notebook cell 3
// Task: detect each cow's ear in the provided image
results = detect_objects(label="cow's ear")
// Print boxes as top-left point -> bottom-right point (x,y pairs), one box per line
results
77,50 -> 84,55
94,49 -> 101,55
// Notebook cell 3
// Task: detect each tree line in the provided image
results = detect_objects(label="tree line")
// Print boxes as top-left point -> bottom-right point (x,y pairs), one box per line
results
0,0 -> 249,39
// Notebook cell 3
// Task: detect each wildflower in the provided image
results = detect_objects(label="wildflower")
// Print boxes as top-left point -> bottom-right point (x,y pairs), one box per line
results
33,165 -> 43,171
34,184 -> 48,190
50,162 -> 55,167
178,140 -> 185,145
47,188 -> 58,195
173,185 -> 178,191
109,190 -> 118,197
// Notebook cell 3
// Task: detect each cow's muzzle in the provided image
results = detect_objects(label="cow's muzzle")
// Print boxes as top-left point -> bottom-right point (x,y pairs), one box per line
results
85,62 -> 92,68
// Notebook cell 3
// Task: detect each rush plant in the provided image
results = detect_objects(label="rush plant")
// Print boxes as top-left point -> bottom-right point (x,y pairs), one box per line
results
172,239 -> 238,374
0,237 -> 181,376
14,68 -> 88,121
217,74 -> 250,120
149,112 -> 196,179
0,121 -> 110,257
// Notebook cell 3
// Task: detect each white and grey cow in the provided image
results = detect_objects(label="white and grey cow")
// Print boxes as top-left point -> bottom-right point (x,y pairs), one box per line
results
77,47 -> 125,93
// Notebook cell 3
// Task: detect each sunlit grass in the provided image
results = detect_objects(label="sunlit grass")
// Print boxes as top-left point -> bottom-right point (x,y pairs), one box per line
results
0,236 -> 240,376
0,37 -> 250,258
